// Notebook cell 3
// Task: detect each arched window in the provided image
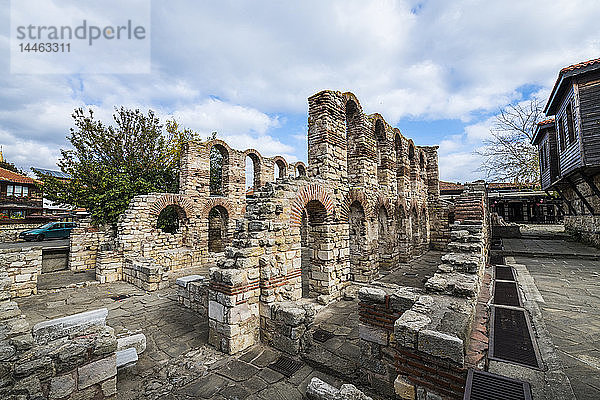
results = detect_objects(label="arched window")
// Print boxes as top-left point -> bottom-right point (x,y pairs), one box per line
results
274,159 -> 286,180
408,143 -> 415,161
346,100 -> 360,181
349,201 -> 367,282
296,164 -> 306,177
157,205 -> 183,234
375,120 -> 386,185
210,145 -> 228,196
420,152 -> 425,170
245,153 -> 261,196
300,200 -> 328,297
208,206 -> 229,253
394,133 -> 403,189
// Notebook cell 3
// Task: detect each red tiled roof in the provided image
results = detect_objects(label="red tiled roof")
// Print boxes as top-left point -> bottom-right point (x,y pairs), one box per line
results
537,117 -> 555,126
560,57 -> 600,73
0,167 -> 39,185
439,181 -> 464,191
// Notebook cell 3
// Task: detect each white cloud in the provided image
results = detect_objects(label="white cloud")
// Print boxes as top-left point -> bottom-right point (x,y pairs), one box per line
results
1,0 -> 599,178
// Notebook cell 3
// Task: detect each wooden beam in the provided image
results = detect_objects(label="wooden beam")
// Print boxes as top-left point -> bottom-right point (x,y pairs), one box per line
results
554,186 -> 577,215
580,171 -> 600,200
566,177 -> 595,215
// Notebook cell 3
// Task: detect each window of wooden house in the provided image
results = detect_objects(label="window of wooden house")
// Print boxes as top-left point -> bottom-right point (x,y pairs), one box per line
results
557,118 -> 566,151
566,102 -> 576,145
539,144 -> 546,171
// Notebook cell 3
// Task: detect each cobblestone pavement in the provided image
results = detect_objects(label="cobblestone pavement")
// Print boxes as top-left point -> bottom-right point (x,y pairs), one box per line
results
376,250 -> 444,288
303,298 -> 362,381
16,281 -> 208,399
16,281 -> 385,399
514,256 -> 600,400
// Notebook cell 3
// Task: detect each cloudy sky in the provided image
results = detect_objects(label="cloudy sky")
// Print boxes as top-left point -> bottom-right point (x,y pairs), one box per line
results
1,0 -> 599,182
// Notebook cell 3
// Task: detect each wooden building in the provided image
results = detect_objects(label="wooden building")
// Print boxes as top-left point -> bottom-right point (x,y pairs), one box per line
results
0,167 -> 43,218
440,180 -> 562,224
533,58 -> 600,246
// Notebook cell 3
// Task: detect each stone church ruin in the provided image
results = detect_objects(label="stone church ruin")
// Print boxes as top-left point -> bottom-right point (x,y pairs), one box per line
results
2,90 -> 496,399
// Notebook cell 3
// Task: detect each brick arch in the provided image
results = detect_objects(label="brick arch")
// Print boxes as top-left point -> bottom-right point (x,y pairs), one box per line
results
205,139 -> 233,155
395,198 -> 409,218
272,156 -> 289,179
243,148 -> 264,163
342,92 -> 364,115
293,161 -> 307,177
149,194 -> 194,219
290,184 -> 335,226
340,188 -> 370,221
371,194 -> 391,220
200,197 -> 233,219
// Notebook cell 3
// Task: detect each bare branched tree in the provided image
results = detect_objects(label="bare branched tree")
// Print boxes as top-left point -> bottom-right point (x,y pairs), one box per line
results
475,98 -> 543,184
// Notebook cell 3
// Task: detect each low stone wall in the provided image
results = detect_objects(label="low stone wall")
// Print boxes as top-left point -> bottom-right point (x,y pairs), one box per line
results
0,246 -> 43,297
122,257 -> 169,291
0,258 -> 118,400
96,250 -> 123,283
0,222 -> 40,243
358,183 -> 488,399
261,301 -> 316,355
69,220 -> 115,272
564,215 -> 600,248
177,275 -> 209,317
307,377 -> 372,400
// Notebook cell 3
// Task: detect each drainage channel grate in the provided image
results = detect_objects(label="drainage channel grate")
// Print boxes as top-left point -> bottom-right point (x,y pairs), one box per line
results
268,356 -> 304,377
495,265 -> 515,281
490,253 -> 506,265
490,306 -> 541,369
312,329 -> 335,343
464,369 -> 532,400
493,281 -> 521,307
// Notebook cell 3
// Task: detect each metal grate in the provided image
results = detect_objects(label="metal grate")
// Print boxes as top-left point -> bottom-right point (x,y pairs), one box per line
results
312,329 -> 335,343
464,369 -> 532,400
268,355 -> 304,377
489,306 -> 541,369
495,265 -> 515,281
490,253 -> 505,265
493,281 -> 521,307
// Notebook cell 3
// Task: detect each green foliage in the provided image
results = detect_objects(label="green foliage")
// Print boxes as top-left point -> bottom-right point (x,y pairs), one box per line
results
156,205 -> 180,233
0,160 -> 25,174
36,108 -> 200,226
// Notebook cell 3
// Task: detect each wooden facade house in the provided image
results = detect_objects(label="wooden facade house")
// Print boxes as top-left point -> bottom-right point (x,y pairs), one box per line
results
534,58 -> 600,246
0,167 -> 43,218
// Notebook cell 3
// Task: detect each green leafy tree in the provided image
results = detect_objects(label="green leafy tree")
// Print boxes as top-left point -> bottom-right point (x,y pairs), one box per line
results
476,98 -> 542,184
36,108 -> 199,226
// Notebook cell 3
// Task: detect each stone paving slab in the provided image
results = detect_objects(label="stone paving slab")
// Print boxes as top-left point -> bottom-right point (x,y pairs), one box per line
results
376,250 -> 445,288
502,238 -> 599,259
514,256 -> 600,400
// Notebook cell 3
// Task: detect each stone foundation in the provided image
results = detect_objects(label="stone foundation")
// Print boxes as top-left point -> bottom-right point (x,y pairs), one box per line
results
564,215 -> 600,248
177,275 -> 209,316
122,257 -> 169,291
0,222 -> 40,243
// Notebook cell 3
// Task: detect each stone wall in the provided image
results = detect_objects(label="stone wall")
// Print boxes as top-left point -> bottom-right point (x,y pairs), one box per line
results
0,222 -> 40,243
0,246 -> 42,297
564,215 -> 600,248
176,275 -> 209,317
69,220 -> 115,272
559,173 -> 600,248
0,254 -> 118,399
357,183 -> 489,399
